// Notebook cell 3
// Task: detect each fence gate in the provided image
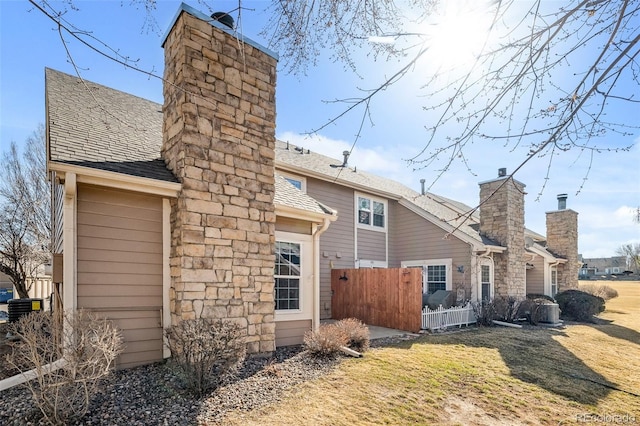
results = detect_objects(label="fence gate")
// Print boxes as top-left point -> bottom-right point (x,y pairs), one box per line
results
331,268 -> 422,332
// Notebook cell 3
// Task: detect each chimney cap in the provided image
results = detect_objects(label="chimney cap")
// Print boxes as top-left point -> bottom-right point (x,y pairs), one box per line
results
211,11 -> 234,29
498,168 -> 507,177
557,193 -> 568,210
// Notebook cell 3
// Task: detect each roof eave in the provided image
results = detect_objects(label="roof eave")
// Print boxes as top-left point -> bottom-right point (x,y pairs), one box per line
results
48,161 -> 181,198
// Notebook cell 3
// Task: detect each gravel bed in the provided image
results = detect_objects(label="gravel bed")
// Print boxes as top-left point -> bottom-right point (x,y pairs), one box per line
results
0,345 -> 343,425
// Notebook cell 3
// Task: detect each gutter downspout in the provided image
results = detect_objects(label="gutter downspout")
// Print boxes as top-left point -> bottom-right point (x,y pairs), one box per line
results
312,217 -> 332,332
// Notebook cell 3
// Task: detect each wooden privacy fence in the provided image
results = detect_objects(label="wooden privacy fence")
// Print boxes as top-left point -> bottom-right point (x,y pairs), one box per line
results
421,302 -> 476,331
331,268 -> 422,332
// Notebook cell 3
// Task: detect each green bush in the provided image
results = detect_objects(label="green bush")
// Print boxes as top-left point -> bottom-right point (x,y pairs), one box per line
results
164,318 -> 246,397
303,323 -> 348,356
555,289 -> 605,322
334,318 -> 370,352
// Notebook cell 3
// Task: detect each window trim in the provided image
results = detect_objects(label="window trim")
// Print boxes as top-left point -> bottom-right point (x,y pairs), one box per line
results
401,259 -> 453,294
274,231 -> 313,321
355,193 -> 387,232
279,171 -> 307,193
274,240 -> 302,312
479,258 -> 494,301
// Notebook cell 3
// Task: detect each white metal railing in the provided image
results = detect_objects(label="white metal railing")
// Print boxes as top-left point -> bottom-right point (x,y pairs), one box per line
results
421,302 -> 476,330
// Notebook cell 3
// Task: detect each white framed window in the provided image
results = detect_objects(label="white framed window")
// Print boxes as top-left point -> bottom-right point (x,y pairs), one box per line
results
356,194 -> 387,230
550,266 -> 558,297
274,241 -> 301,311
480,260 -> 494,301
401,259 -> 452,295
279,171 -> 306,193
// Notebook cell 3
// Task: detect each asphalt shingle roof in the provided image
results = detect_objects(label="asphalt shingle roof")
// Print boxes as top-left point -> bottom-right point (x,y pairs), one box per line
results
46,68 -> 177,183
45,68 -> 332,217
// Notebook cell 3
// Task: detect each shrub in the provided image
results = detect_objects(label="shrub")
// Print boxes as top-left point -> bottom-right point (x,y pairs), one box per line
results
334,318 -> 370,352
164,318 -> 246,397
579,284 -> 619,301
555,289 -> 605,322
473,296 -> 523,326
6,310 -> 123,425
303,323 -> 348,356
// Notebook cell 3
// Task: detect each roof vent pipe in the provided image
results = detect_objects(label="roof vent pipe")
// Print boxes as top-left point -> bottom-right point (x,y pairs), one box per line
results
498,168 -> 507,177
557,193 -> 567,210
342,150 -> 350,167
211,12 -> 234,29
420,179 -> 426,195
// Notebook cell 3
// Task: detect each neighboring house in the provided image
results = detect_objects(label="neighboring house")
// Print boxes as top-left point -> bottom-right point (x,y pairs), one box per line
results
45,4 -> 579,369
579,256 -> 628,277
275,144 -> 579,315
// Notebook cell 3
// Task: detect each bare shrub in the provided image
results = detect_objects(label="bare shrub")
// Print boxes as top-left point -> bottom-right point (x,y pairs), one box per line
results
334,318 -> 370,352
472,296 -> 523,326
580,284 -> 619,301
303,323 -> 348,356
164,318 -> 246,397
6,310 -> 123,425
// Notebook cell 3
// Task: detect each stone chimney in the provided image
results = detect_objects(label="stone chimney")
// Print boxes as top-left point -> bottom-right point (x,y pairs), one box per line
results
478,169 -> 526,298
546,194 -> 579,291
162,6 -> 277,354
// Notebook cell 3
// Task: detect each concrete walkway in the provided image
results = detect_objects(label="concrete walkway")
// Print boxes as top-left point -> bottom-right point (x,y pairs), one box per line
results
321,320 -> 413,340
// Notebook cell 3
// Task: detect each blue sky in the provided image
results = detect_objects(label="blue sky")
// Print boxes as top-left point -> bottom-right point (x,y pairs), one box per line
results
1,0 -> 638,259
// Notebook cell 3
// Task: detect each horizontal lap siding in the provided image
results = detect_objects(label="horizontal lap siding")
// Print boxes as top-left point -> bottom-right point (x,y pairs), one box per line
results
526,257 -> 545,295
77,185 -> 163,369
275,319 -> 312,346
52,176 -> 65,254
389,202 -> 473,298
276,217 -> 312,234
306,179 -> 355,319
357,229 -> 386,262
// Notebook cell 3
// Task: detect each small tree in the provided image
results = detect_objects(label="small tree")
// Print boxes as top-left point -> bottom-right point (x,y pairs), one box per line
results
0,125 -> 50,298
616,243 -> 640,274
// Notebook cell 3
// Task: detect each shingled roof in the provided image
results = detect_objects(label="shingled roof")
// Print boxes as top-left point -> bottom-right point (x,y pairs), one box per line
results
46,68 -> 177,183
45,68 -> 335,218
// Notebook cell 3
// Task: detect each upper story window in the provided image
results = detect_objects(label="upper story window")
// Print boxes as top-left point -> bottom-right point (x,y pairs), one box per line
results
279,172 -> 306,193
356,195 -> 386,230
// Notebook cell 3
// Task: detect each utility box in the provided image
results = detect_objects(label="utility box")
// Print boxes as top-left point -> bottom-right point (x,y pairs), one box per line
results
8,298 -> 44,323
427,290 -> 454,310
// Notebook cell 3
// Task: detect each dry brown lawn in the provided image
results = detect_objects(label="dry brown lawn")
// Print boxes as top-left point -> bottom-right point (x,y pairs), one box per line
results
218,280 -> 640,425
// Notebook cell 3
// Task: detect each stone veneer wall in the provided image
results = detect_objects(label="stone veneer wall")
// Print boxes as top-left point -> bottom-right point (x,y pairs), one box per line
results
479,177 -> 526,298
546,209 -> 579,291
162,10 -> 277,354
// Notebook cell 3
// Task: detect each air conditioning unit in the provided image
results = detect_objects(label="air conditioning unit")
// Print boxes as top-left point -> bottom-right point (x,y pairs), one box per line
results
538,303 -> 560,324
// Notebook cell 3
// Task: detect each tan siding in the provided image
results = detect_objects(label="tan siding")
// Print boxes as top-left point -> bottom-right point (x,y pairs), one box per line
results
51,173 -> 64,254
77,185 -> 163,369
305,178 -> 355,319
357,229 -> 386,261
275,319 -> 312,346
275,217 -> 312,234
389,202 -> 473,298
526,256 -> 545,295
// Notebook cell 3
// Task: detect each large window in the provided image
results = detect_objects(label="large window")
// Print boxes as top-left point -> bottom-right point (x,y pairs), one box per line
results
357,195 -> 386,229
425,265 -> 447,295
274,241 -> 301,310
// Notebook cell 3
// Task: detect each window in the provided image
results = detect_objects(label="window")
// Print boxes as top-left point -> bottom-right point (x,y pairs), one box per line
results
551,267 -> 558,297
425,265 -> 447,295
279,172 -> 306,192
274,241 -> 301,310
357,195 -> 386,229
481,265 -> 491,301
